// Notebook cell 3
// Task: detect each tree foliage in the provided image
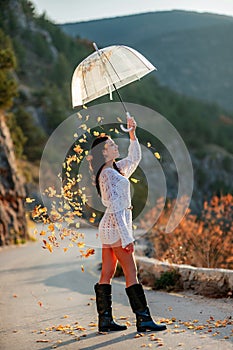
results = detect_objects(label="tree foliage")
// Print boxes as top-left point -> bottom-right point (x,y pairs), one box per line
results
0,29 -> 17,110
141,194 -> 233,269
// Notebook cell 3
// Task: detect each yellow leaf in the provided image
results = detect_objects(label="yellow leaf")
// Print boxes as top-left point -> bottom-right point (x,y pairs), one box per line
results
26,197 -> 35,203
40,230 -> 46,236
63,248 -> 68,252
42,240 -> 53,253
77,242 -> 85,248
48,223 -> 55,232
147,142 -> 151,148
74,133 -> 78,138
79,124 -> 87,130
88,322 -> 97,327
83,105 -> 88,109
73,145 -> 83,154
93,130 -> 99,136
130,177 -> 139,183
64,203 -> 71,210
81,248 -> 95,258
97,116 -> 103,123
154,152 -> 161,159
81,265 -> 84,272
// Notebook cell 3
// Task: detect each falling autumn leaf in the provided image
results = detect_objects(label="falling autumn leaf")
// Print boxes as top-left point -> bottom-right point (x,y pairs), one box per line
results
48,223 -> 55,232
154,152 -> 161,159
39,230 -> 46,236
130,177 -> 139,183
73,144 -> 83,154
42,240 -> 53,253
26,197 -> 35,203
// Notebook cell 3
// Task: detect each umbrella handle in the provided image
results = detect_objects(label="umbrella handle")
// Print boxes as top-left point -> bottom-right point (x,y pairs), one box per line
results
120,124 -> 133,132
120,112 -> 133,132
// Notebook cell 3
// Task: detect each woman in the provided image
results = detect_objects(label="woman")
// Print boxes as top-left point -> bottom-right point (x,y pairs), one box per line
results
90,116 -> 166,333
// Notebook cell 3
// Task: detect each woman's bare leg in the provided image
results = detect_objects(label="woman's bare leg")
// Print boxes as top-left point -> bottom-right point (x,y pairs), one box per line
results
112,245 -> 138,287
99,246 -> 118,284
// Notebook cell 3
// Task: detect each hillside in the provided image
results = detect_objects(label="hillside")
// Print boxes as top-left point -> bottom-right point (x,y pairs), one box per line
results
0,0 -> 93,162
61,11 -> 233,112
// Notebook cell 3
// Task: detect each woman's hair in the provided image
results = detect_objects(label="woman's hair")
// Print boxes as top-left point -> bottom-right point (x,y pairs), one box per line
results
90,135 -> 122,196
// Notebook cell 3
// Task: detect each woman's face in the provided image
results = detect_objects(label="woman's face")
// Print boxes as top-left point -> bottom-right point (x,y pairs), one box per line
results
103,138 -> 119,161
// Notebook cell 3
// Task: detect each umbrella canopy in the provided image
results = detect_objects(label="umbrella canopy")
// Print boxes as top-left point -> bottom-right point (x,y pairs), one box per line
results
71,45 -> 156,108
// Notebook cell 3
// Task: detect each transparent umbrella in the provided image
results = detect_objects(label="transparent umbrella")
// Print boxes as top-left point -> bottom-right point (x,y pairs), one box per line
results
71,43 -> 156,131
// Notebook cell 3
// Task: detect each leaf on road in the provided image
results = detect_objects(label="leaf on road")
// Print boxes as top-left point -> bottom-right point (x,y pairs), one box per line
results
36,339 -> 50,343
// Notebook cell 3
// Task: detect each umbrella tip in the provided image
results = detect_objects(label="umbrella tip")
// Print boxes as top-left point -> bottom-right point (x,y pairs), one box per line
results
93,42 -> 98,51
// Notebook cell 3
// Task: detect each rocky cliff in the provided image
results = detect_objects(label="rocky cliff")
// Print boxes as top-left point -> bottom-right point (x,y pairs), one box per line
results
0,112 -> 28,245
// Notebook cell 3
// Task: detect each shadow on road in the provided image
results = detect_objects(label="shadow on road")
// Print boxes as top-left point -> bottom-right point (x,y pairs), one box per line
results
38,331 -> 137,350
43,268 -> 130,306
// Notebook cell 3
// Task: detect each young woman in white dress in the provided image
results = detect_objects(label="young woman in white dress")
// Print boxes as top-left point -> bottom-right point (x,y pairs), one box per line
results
90,116 -> 166,333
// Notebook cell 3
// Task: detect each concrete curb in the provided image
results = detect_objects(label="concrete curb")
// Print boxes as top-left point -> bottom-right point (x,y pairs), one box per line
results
136,256 -> 233,297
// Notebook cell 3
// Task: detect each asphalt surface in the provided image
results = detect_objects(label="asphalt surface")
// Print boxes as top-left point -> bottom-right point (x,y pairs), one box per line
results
0,228 -> 232,350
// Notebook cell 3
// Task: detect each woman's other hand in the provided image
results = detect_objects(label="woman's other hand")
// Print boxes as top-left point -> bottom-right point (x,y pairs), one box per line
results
124,242 -> 134,254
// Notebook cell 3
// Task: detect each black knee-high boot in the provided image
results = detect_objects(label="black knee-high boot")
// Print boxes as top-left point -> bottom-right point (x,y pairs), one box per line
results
94,283 -> 127,332
126,283 -> 167,332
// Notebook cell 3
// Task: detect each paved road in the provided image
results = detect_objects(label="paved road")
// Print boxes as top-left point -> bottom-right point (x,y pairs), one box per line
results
0,229 -> 232,350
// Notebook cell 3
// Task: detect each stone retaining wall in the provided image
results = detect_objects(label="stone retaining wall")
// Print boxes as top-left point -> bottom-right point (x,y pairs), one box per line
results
136,256 -> 233,298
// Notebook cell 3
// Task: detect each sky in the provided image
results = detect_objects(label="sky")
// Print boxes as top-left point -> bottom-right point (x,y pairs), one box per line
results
32,0 -> 233,23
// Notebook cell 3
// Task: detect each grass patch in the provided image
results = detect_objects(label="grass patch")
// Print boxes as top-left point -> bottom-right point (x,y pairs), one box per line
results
154,269 -> 182,292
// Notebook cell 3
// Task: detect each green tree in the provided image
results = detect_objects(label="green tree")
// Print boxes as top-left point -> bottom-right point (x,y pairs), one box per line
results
0,29 -> 17,110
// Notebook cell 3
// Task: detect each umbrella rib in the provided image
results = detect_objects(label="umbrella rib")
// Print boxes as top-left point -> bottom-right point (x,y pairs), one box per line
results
81,64 -> 89,102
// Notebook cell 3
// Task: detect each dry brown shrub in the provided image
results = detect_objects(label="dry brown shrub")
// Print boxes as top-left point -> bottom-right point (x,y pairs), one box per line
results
140,194 -> 233,269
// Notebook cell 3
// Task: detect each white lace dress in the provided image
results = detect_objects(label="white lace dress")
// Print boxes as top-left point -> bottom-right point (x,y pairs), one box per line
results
99,139 -> 141,248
